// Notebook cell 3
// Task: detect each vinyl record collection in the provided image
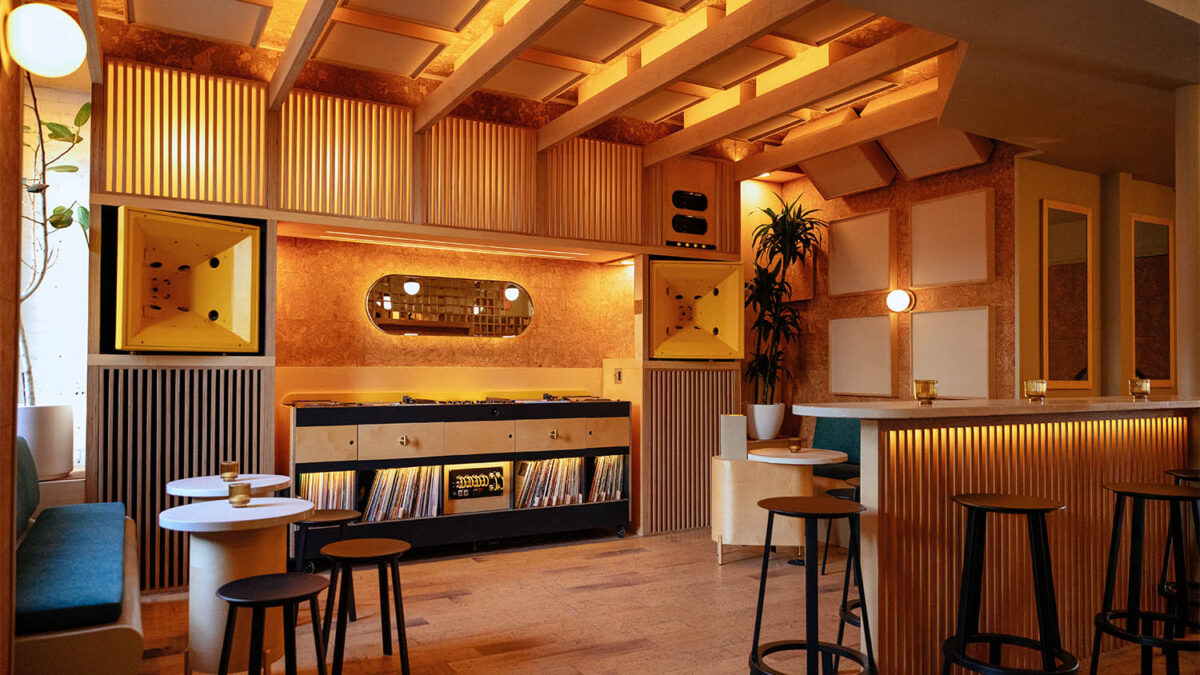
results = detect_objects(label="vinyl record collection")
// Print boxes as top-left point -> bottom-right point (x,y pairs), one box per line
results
516,457 -> 584,508
588,455 -> 624,502
298,470 -> 355,510
363,466 -> 441,521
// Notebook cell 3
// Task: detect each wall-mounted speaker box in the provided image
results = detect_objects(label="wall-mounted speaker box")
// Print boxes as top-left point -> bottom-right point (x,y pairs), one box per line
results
115,207 -> 261,352
649,261 -> 744,360
644,156 -> 737,252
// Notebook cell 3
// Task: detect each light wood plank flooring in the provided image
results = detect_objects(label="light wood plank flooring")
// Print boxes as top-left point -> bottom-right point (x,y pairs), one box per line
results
138,530 -> 1186,673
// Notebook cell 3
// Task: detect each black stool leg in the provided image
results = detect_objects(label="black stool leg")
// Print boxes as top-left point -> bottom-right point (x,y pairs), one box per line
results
347,564 -> 358,622
750,511 -> 775,661
1126,497 -> 1151,675
804,515 -> 820,675
309,596 -> 328,675
1167,502 -> 1191,643
294,524 -> 308,573
332,562 -> 353,675
218,605 -> 237,675
391,559 -> 411,675
1027,511 -> 1063,671
821,518 -> 833,575
378,562 -> 393,655
323,563 -> 340,649
1091,494 -> 1127,675
337,523 -> 357,622
946,507 -> 987,675
248,607 -> 266,675
283,603 -> 298,675
850,514 -> 875,672
834,518 -> 854,665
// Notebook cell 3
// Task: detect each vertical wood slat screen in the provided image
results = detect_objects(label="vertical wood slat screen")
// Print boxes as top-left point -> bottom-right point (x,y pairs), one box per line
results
642,367 -> 740,534
281,90 -> 412,221
89,366 -> 271,592
425,117 -> 537,233
543,137 -> 642,244
103,60 -> 265,205
877,415 -> 1188,674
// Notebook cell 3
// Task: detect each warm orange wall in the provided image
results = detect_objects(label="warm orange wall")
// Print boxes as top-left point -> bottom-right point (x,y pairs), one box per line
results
2,0 -> 20,664
742,143 -> 1020,436
276,236 -> 635,369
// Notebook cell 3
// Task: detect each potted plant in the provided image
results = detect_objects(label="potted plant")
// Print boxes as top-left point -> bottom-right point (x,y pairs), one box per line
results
744,194 -> 825,440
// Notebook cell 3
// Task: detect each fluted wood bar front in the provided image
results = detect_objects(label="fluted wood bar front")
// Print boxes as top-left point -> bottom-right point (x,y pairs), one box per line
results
792,397 -> 1200,674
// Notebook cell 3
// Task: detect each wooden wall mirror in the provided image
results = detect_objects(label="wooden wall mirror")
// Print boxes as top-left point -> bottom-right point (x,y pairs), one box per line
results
1041,200 -> 1093,388
1132,214 -> 1174,386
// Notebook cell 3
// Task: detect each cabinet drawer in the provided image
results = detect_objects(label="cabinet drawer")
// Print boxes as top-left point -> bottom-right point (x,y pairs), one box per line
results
587,417 -> 630,448
514,418 -> 588,452
445,421 -> 515,456
358,423 -> 445,460
294,425 -> 357,464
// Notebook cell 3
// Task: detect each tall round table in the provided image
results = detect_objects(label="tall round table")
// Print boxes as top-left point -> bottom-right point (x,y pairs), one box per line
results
166,474 -> 291,500
159,497 -> 314,674
748,448 -> 848,565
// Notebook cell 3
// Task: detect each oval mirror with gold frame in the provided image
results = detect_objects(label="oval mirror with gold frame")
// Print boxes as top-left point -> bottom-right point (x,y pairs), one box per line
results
1041,200 -> 1094,389
1131,214 -> 1174,387
366,275 -> 533,337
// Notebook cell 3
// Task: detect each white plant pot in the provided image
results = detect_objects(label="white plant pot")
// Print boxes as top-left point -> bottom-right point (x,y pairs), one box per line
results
17,404 -> 75,480
746,403 -> 785,441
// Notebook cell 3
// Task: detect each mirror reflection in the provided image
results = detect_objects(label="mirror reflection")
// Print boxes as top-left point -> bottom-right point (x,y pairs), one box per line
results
1043,202 -> 1091,383
1133,218 -> 1172,381
366,275 -> 533,337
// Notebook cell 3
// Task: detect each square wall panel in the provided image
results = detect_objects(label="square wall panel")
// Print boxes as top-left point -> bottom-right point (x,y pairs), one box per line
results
128,0 -> 271,46
911,189 -> 994,287
534,5 -> 657,63
344,0 -> 488,31
316,22 -> 442,78
484,59 -> 584,101
829,315 -> 893,396
828,209 -> 892,296
911,308 -> 991,398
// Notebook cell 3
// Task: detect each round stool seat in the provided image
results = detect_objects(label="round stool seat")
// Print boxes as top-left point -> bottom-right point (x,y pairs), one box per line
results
953,493 -> 1064,514
758,496 -> 864,518
1104,482 -> 1200,501
321,537 -> 411,563
217,573 -> 328,607
846,477 -> 861,488
1166,468 -> 1200,482
825,487 -> 857,501
298,509 -> 361,526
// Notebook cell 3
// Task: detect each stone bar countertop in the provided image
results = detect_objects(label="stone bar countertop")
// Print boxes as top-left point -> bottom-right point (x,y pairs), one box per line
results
793,395 -> 1200,420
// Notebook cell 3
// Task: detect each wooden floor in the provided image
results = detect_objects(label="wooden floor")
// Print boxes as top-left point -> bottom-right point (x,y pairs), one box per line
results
139,530 -> 1187,674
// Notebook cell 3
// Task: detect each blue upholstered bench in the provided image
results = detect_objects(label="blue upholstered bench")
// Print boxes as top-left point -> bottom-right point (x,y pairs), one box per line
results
811,417 -> 861,481
14,437 -> 143,674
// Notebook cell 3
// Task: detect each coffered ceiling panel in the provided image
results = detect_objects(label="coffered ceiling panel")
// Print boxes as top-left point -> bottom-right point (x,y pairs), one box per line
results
533,5 -> 658,63
342,0 -> 489,31
641,0 -> 703,10
728,0 -> 877,46
315,22 -> 443,78
484,59 -> 586,101
622,88 -> 702,123
127,0 -> 272,47
682,44 -> 791,90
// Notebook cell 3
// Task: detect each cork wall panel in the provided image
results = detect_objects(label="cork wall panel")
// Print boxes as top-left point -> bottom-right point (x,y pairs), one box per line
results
275,237 -> 634,369
743,142 -> 1019,433
425,117 -> 537,233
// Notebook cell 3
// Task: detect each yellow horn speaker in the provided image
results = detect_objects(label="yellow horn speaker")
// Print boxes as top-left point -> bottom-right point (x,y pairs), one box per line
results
115,207 -> 260,352
649,260 -> 743,360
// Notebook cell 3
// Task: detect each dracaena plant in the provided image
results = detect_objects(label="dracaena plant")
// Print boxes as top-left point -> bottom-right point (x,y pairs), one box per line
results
19,72 -> 91,405
744,193 -> 825,405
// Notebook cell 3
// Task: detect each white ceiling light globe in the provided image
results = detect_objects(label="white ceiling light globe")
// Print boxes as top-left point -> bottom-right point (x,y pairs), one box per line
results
504,286 -> 520,302
402,280 -> 420,295
6,4 -> 87,78
885,289 -> 915,313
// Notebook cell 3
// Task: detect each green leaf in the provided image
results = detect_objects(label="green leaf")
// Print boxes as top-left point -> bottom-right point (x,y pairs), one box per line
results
52,205 -> 67,214
77,206 -> 90,234
47,165 -> 78,172
48,209 -> 73,229
74,102 -> 91,127
41,122 -> 71,137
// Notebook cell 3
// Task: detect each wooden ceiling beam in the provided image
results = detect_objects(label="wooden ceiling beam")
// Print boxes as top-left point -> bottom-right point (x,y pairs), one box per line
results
75,0 -> 103,84
536,0 -> 827,152
414,0 -> 585,134
732,87 -> 943,181
268,0 -> 340,111
644,27 -> 957,166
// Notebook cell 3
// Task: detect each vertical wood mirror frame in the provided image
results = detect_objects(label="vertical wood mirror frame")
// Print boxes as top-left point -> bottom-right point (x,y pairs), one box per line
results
1041,200 -> 1094,390
1130,213 -> 1175,388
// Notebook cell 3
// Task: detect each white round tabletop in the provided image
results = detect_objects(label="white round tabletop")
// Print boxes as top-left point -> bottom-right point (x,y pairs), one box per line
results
159,497 -> 315,533
747,448 -> 848,465
166,474 -> 291,498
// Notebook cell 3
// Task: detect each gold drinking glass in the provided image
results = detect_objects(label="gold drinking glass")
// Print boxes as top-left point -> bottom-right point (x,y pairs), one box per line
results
1128,378 -> 1151,401
1023,379 -> 1047,403
219,460 -> 239,482
228,482 -> 251,508
914,379 -> 938,406
788,441 -> 802,454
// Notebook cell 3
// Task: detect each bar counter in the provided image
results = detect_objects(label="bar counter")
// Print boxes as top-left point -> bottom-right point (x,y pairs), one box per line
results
792,396 -> 1200,674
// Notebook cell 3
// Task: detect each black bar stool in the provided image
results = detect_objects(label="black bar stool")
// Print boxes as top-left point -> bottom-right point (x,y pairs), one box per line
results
322,538 -> 412,675
943,493 -> 1078,675
1157,469 -> 1200,620
833,480 -> 866,670
1090,482 -> 1199,675
295,509 -> 362,623
820,486 -> 858,574
216,572 -> 328,675
751,496 -> 875,674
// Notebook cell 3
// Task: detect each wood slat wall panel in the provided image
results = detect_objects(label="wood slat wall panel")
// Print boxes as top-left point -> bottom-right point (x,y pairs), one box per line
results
642,367 -> 740,534
543,137 -> 642,244
425,117 -> 537,233
281,90 -> 412,221
876,414 -> 1188,673
103,61 -> 265,205
89,366 -> 270,591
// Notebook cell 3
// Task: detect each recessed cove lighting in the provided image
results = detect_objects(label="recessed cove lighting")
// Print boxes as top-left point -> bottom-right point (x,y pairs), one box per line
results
757,172 -> 772,178
6,4 -> 86,78
886,289 -> 915,313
